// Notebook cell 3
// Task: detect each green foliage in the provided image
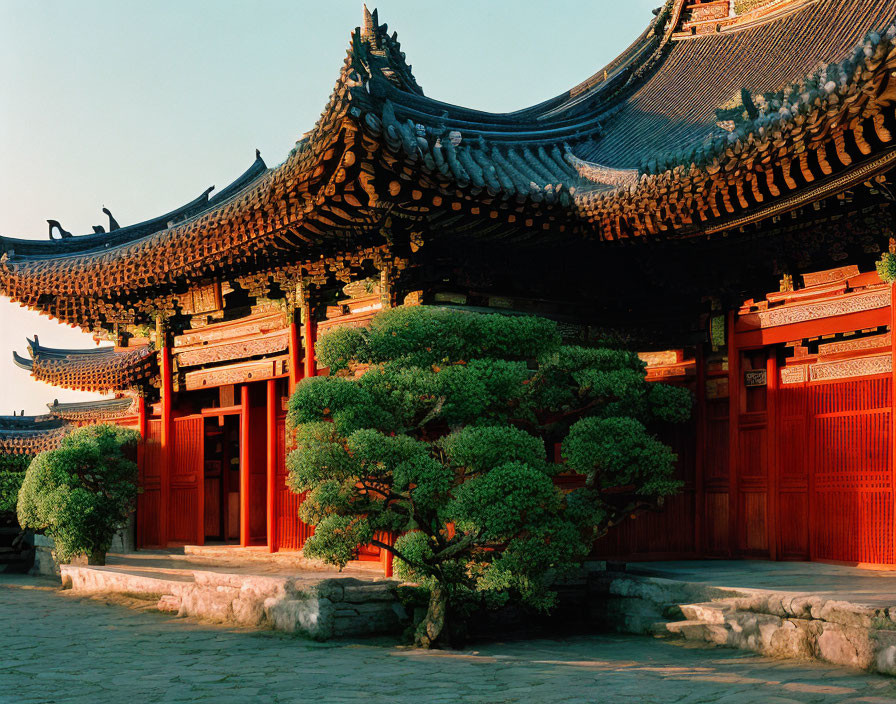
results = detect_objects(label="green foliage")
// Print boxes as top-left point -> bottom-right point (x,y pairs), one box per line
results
877,252 -> 896,283
17,424 -> 140,563
0,454 -> 32,516
286,306 -> 691,647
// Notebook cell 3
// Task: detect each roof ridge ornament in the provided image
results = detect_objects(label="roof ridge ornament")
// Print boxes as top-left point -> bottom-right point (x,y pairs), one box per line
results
361,5 -> 378,46
102,207 -> 120,232
47,219 -> 72,240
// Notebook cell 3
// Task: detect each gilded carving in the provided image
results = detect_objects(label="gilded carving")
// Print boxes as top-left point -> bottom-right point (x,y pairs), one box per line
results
780,366 -> 807,385
818,332 -> 891,357
741,289 -> 890,329
809,354 -> 892,382
176,329 -> 289,368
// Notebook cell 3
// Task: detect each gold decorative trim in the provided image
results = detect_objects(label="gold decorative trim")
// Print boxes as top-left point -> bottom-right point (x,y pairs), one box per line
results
705,149 -> 896,235
810,354 -> 892,382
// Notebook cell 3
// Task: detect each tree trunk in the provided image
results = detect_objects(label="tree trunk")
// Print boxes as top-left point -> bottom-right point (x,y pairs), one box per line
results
414,581 -> 448,648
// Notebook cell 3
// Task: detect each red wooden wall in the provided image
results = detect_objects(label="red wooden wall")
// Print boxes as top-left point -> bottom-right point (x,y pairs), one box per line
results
246,384 -> 268,546
594,356 -> 896,566
703,394 -> 730,555
274,413 -> 314,550
593,416 -> 698,559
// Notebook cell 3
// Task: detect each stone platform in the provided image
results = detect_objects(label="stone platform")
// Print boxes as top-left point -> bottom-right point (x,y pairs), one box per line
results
593,560 -> 896,677
59,548 -> 406,640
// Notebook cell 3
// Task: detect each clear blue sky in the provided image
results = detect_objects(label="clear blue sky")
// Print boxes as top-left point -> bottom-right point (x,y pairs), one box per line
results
0,0 -> 658,414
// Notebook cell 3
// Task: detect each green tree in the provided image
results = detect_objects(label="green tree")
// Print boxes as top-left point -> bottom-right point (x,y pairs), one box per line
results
0,454 -> 32,516
287,306 -> 691,647
17,424 -> 140,564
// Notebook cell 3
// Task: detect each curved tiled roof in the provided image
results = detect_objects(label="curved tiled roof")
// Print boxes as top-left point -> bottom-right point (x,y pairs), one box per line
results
1,1 -> 896,329
13,338 -> 156,393
0,415 -> 71,456
0,397 -> 138,455
580,0 -> 896,170
46,397 -> 137,422
0,153 -> 267,260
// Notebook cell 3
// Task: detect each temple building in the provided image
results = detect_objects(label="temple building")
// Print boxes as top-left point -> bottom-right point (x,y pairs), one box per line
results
4,0 -> 896,571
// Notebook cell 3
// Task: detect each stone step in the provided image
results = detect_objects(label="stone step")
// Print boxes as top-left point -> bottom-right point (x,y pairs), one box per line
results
679,601 -> 731,624
593,570 -> 896,677
664,619 -> 714,641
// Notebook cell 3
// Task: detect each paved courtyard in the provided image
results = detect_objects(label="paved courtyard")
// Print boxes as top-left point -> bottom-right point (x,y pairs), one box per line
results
3,575 -> 896,704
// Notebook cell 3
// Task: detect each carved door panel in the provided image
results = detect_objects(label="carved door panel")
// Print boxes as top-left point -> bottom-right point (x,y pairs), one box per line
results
137,420 -> 163,548
169,416 -> 204,545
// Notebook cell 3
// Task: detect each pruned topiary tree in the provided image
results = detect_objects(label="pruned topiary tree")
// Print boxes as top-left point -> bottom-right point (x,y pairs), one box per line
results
17,424 -> 140,565
287,306 -> 691,647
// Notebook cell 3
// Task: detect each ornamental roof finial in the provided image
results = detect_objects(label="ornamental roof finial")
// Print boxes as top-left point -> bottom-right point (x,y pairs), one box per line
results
361,4 -> 376,40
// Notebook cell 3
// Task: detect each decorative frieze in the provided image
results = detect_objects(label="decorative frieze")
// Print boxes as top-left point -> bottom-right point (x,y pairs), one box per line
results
818,332 -> 891,357
740,288 -> 890,329
639,350 -> 680,367
175,328 -> 289,368
780,366 -> 808,385
802,265 -> 860,288
810,354 -> 892,382
174,311 -> 286,348
183,356 -> 289,391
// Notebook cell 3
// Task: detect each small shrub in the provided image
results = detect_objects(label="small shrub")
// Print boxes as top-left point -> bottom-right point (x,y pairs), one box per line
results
17,424 -> 140,564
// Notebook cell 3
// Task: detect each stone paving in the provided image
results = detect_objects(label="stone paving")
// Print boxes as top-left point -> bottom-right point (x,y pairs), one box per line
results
4,575 -> 896,704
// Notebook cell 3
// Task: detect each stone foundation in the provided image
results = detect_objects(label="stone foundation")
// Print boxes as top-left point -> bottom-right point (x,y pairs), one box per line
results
61,564 -> 406,640
32,534 -> 59,576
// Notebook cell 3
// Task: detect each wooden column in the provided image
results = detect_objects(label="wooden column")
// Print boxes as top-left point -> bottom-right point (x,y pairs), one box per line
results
158,319 -> 173,549
266,379 -> 278,553
766,350 -> 779,562
891,282 -> 896,563
136,395 -> 147,438
694,344 -> 706,557
240,384 -> 250,548
288,316 -> 302,395
726,310 -> 739,558
303,300 -> 316,379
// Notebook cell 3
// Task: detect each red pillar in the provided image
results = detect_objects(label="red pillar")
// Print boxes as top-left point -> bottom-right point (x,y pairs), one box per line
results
726,310 -> 739,558
766,350 -> 778,562
288,319 -> 302,395
303,310 -> 316,379
266,379 -> 278,553
891,282 -> 896,562
137,395 -> 147,438
382,540 -> 394,578
694,345 -> 705,557
160,343 -> 173,548
240,384 -> 251,548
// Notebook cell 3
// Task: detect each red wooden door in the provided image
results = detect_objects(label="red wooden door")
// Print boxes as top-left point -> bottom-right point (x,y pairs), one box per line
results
137,419 -> 163,548
775,380 -> 810,559
169,416 -> 204,545
809,376 -> 893,564
735,350 -> 772,557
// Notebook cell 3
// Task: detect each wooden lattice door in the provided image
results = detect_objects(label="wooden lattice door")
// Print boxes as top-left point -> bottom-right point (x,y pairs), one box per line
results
169,416 -> 204,545
808,376 -> 893,564
137,419 -> 163,548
